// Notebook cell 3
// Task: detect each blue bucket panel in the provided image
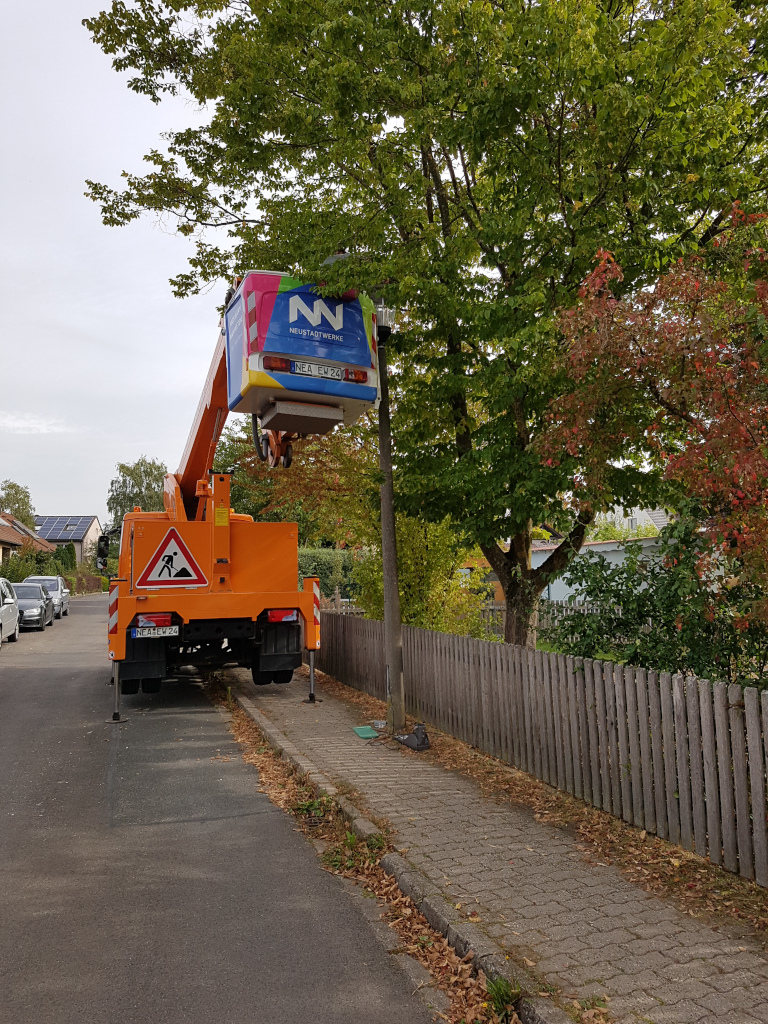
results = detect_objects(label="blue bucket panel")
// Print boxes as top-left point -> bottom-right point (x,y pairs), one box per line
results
264,285 -> 373,367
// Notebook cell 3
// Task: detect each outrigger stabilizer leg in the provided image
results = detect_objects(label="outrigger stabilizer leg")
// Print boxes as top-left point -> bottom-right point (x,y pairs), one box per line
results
303,650 -> 321,705
110,663 -> 127,723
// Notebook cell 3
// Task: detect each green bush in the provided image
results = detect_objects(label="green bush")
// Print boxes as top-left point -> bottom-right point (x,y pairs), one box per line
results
0,549 -> 69,583
540,519 -> 768,687
352,516 -> 495,638
298,548 -> 355,598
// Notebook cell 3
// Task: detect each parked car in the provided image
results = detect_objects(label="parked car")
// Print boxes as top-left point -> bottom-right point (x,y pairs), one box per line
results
13,582 -> 54,631
23,575 -> 69,618
0,578 -> 20,647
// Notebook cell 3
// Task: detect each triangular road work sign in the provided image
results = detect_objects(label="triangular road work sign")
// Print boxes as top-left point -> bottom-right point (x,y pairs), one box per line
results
135,528 -> 208,588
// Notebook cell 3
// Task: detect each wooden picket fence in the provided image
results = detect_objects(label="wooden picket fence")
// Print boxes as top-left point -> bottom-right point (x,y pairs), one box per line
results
317,612 -> 768,888
481,598 -> 627,638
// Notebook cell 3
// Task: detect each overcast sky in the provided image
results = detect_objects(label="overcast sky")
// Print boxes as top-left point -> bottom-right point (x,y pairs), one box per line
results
0,1 -> 226,527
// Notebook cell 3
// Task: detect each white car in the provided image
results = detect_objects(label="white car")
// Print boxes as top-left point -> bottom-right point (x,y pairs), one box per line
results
0,578 -> 20,647
24,575 -> 70,619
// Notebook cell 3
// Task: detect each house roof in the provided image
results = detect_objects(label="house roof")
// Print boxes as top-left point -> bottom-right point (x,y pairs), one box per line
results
35,515 -> 100,543
531,536 -> 661,553
0,514 -> 57,554
0,523 -> 23,549
646,508 -> 670,530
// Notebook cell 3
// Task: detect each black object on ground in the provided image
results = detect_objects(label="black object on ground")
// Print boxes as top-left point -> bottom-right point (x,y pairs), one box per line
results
395,723 -> 430,751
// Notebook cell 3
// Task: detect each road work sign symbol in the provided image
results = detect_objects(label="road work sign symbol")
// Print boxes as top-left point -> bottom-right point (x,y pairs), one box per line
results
135,528 -> 208,588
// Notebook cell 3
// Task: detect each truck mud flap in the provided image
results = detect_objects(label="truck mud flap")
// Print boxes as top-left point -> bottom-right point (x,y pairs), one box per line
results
257,622 -> 301,674
121,633 -> 166,682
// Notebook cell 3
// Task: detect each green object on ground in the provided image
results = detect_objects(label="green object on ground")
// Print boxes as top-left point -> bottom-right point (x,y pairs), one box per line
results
353,726 -> 379,739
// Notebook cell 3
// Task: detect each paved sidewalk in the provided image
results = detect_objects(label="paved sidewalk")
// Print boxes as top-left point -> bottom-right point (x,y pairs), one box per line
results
232,670 -> 768,1024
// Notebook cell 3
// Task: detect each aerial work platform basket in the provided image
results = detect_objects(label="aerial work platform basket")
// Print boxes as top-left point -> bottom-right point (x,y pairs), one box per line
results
224,271 -> 380,438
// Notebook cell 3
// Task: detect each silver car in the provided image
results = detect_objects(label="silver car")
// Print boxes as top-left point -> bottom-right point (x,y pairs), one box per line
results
0,578 -> 20,647
24,575 -> 70,619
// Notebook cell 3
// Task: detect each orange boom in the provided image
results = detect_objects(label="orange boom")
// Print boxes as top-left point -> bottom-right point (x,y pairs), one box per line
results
102,320 -> 321,704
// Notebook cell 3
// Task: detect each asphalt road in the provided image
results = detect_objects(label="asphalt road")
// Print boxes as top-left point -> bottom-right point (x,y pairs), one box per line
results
0,595 -> 431,1024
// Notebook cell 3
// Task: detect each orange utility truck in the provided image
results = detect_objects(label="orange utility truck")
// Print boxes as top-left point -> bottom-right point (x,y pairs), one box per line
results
102,275 -> 380,717
101,328 -> 322,708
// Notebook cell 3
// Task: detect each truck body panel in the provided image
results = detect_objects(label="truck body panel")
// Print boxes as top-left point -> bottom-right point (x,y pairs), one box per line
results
109,475 -> 319,688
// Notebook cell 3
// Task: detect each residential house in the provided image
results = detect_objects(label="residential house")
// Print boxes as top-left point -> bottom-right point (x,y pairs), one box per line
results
35,515 -> 102,563
531,535 -> 661,601
0,514 -> 57,564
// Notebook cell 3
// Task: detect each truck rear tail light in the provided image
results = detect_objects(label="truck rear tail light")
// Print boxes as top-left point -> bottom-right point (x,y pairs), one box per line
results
264,356 -> 291,372
344,368 -> 368,383
268,609 -> 298,623
137,613 -> 172,628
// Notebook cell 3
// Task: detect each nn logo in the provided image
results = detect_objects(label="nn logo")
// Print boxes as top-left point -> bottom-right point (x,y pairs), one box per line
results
289,295 -> 344,331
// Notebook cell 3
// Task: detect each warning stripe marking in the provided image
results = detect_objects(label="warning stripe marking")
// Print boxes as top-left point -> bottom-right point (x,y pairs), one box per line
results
312,578 -> 321,646
108,583 -> 119,634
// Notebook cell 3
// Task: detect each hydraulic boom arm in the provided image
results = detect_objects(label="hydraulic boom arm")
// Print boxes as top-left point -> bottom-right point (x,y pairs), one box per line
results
164,326 -> 228,522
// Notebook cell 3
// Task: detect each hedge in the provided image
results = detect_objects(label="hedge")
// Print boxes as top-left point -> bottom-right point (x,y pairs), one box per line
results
298,548 -> 354,599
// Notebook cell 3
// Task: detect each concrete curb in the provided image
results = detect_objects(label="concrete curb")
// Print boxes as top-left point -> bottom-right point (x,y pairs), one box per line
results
230,686 -> 571,1024
232,690 -> 378,842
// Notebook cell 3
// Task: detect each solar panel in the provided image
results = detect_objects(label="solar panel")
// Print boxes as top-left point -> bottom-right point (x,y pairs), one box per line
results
35,516 -> 98,542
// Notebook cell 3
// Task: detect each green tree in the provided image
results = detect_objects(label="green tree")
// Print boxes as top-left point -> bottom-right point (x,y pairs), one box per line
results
62,542 -> 77,571
213,420 -> 347,544
106,456 -> 167,526
85,0 -> 768,645
0,479 -> 36,529
1,545 -> 67,583
587,516 -> 660,543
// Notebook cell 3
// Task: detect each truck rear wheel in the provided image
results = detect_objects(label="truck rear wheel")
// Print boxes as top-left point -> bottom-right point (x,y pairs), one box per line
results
121,679 -> 140,695
272,670 -> 294,685
252,667 -> 274,686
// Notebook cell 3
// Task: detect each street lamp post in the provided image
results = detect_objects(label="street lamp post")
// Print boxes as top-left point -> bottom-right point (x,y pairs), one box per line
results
375,306 -> 406,734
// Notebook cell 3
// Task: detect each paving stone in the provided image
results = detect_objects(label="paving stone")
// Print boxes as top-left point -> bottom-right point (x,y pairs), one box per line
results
650,981 -> 715,1005
596,969 -> 662,995
707,970 -> 760,992
645,1000 -> 709,1023
699,1014 -> 764,1024
606,992 -> 663,1016
238,674 -> 768,1024
655,959 -> 719,982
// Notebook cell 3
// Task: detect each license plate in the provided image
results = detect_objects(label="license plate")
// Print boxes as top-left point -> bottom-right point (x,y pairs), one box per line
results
291,360 -> 343,380
131,626 -> 180,638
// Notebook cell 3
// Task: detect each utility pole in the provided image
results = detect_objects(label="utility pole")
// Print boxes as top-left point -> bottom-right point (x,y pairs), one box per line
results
376,308 -> 405,734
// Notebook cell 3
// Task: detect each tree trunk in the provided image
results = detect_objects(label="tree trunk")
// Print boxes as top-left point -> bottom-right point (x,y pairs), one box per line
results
504,582 -> 540,647
482,511 -> 593,650
482,522 -> 541,650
